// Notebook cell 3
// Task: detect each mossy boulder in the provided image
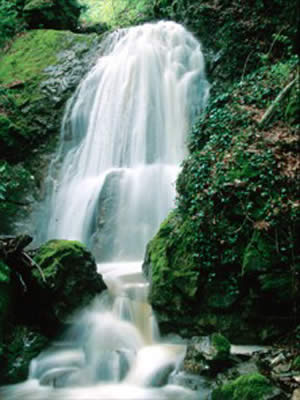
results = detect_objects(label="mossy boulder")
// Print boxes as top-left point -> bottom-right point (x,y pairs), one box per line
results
211,373 -> 280,400
143,211 -> 201,316
34,240 -> 106,321
211,333 -> 231,361
23,0 -> 81,30
184,333 -> 231,375
145,57 -> 299,343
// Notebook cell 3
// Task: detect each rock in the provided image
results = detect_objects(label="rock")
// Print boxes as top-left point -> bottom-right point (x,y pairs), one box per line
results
230,345 -> 270,359
292,389 -> 300,400
144,52 -> 299,345
183,334 -> 231,375
255,347 -> 300,395
211,372 -> 282,400
0,29 -> 104,232
23,0 -> 81,31
33,239 -> 106,321
210,333 -> 231,362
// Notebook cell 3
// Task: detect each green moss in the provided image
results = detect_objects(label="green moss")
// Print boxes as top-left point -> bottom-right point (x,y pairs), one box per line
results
212,373 -> 274,400
34,239 -> 87,282
0,30 -> 75,86
147,55 -> 299,342
211,333 -> 230,360
33,239 -> 104,320
0,28 -> 97,162
147,211 -> 200,312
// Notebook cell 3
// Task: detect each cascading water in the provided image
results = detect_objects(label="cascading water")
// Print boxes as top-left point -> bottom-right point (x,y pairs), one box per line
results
1,21 -> 209,400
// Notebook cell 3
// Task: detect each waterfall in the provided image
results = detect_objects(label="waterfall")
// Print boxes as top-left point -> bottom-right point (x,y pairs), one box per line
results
40,20 -> 208,260
1,21 -> 209,400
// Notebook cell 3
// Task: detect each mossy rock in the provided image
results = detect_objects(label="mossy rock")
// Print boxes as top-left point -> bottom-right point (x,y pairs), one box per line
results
212,373 -> 279,400
0,29 -> 101,232
211,333 -> 230,360
34,240 -> 105,320
146,56 -> 299,343
0,29 -> 100,162
144,211 -> 200,313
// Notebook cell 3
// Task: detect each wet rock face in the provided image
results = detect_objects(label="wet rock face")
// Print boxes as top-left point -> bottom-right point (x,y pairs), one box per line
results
34,239 -> 106,321
0,29 -> 103,165
0,29 -> 105,233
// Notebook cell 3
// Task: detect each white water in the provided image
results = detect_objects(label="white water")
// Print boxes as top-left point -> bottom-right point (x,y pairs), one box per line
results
1,21 -> 209,400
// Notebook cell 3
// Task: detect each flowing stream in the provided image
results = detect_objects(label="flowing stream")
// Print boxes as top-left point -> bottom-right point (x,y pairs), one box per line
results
1,21 -> 209,400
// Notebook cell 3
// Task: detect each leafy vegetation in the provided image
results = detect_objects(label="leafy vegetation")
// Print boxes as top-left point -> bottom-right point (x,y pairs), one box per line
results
79,0 -> 153,28
0,0 -> 26,49
0,0 -> 81,49
147,53 -> 299,342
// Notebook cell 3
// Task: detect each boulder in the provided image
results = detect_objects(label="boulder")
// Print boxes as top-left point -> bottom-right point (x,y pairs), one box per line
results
183,334 -> 231,375
34,239 -> 106,321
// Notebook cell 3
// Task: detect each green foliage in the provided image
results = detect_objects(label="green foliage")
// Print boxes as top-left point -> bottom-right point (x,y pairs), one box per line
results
0,0 -> 26,49
79,0 -> 153,28
152,0 -> 298,80
0,325 -> 49,384
23,0 -> 81,30
212,373 -> 274,400
148,56 -> 299,341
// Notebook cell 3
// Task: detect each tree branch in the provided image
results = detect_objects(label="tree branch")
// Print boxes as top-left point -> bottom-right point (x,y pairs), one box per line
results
258,76 -> 298,127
